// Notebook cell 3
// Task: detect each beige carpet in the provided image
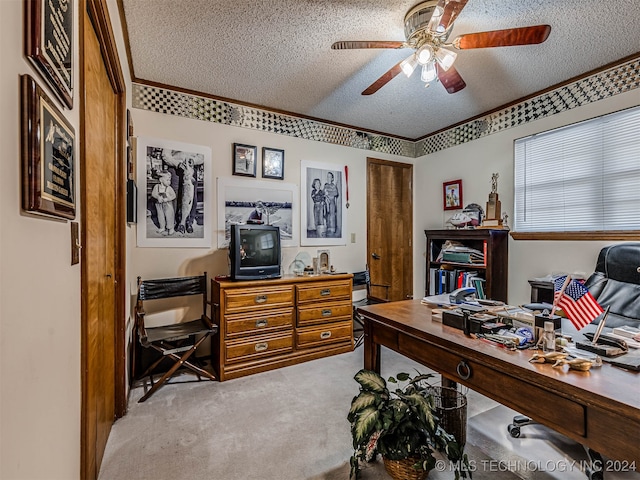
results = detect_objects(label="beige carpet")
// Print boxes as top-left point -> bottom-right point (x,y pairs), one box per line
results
98,347 -> 639,480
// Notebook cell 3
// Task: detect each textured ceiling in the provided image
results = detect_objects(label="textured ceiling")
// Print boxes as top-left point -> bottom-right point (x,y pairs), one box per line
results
120,0 -> 640,139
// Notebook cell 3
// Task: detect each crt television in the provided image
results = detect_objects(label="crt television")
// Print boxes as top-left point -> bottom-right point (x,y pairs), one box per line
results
229,224 -> 281,280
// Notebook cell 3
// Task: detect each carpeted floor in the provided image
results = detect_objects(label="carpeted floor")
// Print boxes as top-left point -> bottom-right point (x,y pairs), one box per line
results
98,347 -> 639,480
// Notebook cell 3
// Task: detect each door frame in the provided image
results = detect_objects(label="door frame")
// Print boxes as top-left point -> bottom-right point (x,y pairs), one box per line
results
80,0 -> 127,477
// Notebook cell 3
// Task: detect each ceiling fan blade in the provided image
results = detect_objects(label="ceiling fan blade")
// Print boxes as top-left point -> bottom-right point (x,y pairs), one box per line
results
436,63 -> 466,94
453,25 -> 551,49
331,41 -> 405,50
434,0 -> 469,34
362,61 -> 404,95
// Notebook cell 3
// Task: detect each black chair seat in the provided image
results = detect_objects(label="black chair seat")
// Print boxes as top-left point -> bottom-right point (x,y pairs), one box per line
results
144,318 -> 216,345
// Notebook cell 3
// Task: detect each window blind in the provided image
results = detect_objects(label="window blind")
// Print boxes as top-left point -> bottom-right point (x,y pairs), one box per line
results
514,106 -> 640,233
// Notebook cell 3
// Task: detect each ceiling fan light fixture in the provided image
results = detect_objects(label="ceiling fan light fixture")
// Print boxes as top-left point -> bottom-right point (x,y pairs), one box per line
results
400,54 -> 419,77
421,61 -> 437,83
427,5 -> 444,31
435,47 -> 457,70
416,45 -> 434,65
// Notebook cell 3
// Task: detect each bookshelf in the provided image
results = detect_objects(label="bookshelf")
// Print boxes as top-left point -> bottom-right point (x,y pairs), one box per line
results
425,229 -> 509,302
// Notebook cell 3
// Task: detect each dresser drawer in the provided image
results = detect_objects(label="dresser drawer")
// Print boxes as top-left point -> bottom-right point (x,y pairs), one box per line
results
296,321 -> 353,349
225,308 -> 294,339
297,301 -> 352,327
225,332 -> 293,364
223,285 -> 294,314
296,280 -> 352,305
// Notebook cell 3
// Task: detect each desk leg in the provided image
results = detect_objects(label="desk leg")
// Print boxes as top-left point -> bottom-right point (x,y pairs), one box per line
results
363,317 -> 381,373
442,377 -> 457,389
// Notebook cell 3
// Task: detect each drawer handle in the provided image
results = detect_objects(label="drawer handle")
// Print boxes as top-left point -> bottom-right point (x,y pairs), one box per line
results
456,360 -> 472,380
320,289 -> 331,296
255,319 -> 268,328
255,295 -> 267,304
255,342 -> 269,352
320,331 -> 332,339
322,309 -> 332,317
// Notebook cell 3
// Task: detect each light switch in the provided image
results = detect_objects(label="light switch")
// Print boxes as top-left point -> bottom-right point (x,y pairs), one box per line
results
351,233 -> 356,243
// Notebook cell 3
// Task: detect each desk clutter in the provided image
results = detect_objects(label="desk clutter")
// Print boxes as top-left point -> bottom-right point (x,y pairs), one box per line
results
425,300 -> 640,372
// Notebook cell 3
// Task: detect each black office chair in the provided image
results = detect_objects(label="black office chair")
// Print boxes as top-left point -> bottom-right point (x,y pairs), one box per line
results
352,266 -> 391,348
134,273 -> 218,402
508,243 -> 640,480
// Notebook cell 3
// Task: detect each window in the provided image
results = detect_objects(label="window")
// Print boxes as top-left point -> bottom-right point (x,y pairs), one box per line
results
514,106 -> 640,238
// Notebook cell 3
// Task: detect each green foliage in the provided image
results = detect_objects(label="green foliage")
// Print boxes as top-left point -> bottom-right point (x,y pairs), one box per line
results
348,369 -> 471,480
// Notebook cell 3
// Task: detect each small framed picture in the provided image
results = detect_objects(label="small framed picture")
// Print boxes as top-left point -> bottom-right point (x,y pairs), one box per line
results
262,147 -> 285,180
233,143 -> 257,177
443,179 -> 463,210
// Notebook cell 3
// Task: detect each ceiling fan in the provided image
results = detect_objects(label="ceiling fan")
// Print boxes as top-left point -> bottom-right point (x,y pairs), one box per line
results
332,0 -> 551,95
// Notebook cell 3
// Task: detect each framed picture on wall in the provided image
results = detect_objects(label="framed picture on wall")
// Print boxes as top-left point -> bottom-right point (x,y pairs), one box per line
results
232,143 -> 257,177
300,160 -> 347,246
262,147 -> 284,180
25,0 -> 74,109
443,179 -> 463,210
217,177 -> 298,248
136,136 -> 212,247
20,74 -> 76,220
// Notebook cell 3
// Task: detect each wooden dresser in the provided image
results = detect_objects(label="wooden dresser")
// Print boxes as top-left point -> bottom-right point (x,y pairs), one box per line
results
212,274 -> 353,381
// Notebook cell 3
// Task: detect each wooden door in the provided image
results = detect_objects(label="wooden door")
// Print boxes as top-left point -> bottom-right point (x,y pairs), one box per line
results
81,1 -> 126,479
366,158 -> 413,302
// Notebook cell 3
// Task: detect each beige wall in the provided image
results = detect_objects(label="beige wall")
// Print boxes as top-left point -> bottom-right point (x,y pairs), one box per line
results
1,0 -> 82,478
413,88 -> 640,305
128,109 -> 410,291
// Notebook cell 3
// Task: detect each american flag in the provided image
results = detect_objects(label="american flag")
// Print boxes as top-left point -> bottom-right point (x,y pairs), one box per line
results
553,275 -> 604,330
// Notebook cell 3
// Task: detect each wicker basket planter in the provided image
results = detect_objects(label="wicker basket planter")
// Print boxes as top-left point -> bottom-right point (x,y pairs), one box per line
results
383,457 -> 429,480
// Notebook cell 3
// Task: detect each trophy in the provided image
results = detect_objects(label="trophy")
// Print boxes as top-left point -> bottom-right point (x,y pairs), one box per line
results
482,173 -> 503,227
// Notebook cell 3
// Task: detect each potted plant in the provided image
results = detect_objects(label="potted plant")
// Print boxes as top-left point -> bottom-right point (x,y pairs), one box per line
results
348,369 -> 471,480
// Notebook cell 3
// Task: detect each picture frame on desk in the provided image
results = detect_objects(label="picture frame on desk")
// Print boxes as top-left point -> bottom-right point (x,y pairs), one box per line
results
443,179 -> 463,210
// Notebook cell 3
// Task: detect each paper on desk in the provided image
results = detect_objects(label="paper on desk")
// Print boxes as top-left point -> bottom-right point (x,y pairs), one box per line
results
421,294 -> 481,308
421,294 -> 455,307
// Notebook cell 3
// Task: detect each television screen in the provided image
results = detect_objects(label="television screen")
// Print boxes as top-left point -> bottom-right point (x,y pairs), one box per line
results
230,224 -> 281,280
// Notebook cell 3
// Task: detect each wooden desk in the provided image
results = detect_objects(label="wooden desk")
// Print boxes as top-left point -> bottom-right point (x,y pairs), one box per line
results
358,300 -> 640,465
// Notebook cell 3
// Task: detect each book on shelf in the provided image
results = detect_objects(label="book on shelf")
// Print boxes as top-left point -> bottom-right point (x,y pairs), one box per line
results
429,267 -> 486,297
441,251 -> 484,264
436,244 -> 485,264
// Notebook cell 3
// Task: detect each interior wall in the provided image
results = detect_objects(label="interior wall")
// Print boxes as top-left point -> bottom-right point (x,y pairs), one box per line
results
413,88 -> 640,305
128,108 -> 411,306
0,1 -> 82,479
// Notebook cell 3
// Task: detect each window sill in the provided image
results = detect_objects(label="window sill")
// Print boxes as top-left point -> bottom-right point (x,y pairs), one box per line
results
510,231 -> 640,241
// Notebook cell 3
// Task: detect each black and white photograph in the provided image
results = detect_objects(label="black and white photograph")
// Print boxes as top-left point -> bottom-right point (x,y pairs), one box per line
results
262,147 -> 284,180
217,177 -> 298,248
300,160 -> 347,246
136,137 -> 212,248
232,143 -> 257,177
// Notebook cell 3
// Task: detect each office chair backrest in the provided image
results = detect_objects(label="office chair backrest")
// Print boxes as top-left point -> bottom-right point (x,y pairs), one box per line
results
584,243 -> 640,328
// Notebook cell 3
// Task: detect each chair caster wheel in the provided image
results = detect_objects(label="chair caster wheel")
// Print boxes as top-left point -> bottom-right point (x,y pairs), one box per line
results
585,467 -> 603,480
507,424 -> 521,438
